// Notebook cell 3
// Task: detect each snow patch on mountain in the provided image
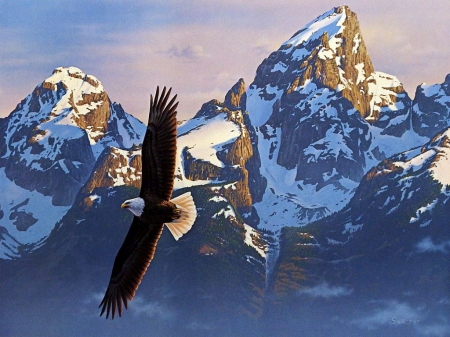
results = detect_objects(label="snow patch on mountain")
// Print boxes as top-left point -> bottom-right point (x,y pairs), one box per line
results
0,168 -> 70,259
212,205 -> 236,219
246,86 -> 283,128
178,113 -> 240,168
428,130 -> 450,186
409,199 -> 438,226
367,128 -> 427,168
282,7 -> 345,53
367,72 -> 407,123
174,113 -> 240,189
243,224 -> 266,258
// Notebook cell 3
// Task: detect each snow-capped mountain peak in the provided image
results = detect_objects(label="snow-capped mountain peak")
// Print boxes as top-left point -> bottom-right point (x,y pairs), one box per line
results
4,66 -> 145,158
0,67 -> 146,259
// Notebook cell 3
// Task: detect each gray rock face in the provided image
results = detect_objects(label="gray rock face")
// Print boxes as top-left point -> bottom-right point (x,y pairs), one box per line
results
2,85 -> 95,206
412,74 -> 450,138
273,90 -> 371,185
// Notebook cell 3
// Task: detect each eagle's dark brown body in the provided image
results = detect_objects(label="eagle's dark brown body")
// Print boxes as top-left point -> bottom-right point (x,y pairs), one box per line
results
139,193 -> 182,224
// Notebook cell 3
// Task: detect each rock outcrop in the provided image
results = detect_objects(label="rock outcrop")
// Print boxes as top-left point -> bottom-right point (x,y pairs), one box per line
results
176,79 -> 258,213
412,74 -> 450,138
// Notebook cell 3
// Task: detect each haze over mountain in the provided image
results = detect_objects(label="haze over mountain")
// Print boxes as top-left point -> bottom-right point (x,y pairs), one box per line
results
1,6 -> 449,337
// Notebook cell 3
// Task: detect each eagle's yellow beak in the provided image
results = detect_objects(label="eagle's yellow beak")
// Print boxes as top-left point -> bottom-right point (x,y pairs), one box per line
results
121,202 -> 129,209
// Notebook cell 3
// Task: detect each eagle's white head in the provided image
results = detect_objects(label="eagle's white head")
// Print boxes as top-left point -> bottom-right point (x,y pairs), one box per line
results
121,197 -> 145,217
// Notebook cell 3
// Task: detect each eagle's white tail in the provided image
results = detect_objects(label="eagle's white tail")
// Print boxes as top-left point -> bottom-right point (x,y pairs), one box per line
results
166,192 -> 197,241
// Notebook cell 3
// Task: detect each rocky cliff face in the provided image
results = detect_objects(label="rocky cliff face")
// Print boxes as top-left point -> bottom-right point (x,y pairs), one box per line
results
175,79 -> 260,214
78,146 -> 142,211
348,129 -> 449,240
412,74 -> 450,138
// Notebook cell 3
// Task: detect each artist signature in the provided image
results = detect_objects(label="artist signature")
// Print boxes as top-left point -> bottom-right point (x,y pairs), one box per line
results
389,317 -> 421,325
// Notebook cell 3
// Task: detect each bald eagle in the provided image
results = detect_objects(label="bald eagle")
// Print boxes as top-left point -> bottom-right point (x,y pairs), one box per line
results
99,87 -> 197,319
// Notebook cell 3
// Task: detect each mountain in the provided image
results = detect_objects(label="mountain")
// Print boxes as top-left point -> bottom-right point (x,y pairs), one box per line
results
0,66 -> 145,259
1,70 -> 269,335
286,126 -> 450,256
245,6 -> 425,229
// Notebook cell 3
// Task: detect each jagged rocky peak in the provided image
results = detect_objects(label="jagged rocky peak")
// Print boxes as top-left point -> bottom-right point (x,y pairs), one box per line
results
412,73 -> 450,138
244,5 -> 419,228
283,5 -> 374,115
249,5 -> 410,128
224,78 -> 246,111
0,67 -> 147,259
8,66 -> 144,150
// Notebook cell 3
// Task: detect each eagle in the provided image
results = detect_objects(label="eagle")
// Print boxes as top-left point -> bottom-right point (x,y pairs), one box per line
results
99,87 -> 197,319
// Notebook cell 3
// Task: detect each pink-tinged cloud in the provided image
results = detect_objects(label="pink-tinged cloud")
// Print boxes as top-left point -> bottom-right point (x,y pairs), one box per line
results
1,1 -> 449,122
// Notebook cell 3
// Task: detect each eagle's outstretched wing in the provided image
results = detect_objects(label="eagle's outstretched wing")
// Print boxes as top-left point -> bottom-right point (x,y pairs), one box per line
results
99,218 -> 164,319
140,87 -> 178,201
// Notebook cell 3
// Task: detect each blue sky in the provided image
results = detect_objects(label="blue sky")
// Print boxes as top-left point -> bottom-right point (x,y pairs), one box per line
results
1,0 -> 449,121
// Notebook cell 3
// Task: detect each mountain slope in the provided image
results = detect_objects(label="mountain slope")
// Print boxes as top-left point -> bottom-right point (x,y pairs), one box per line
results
266,127 -> 450,336
174,79 -> 265,219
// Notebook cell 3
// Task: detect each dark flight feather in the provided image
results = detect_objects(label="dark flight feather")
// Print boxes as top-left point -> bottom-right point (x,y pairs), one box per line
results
140,87 -> 178,201
99,218 -> 164,319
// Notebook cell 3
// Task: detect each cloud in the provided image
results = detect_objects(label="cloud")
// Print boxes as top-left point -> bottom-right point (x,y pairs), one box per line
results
2,0 -> 450,120
84,293 -> 174,320
417,323 -> 450,337
129,296 -> 175,320
415,237 -> 450,254
162,45 -> 210,60
351,300 -> 423,330
297,282 -> 353,298
350,300 -> 450,336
